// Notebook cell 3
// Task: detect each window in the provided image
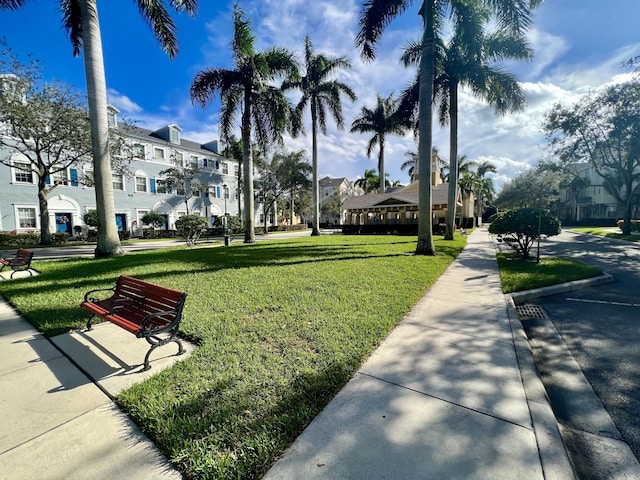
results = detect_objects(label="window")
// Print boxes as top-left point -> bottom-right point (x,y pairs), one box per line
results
133,144 -> 145,158
135,176 -> 148,193
174,152 -> 184,166
154,147 -> 165,160
112,174 -> 124,191
222,162 -> 229,175
234,165 -> 240,176
13,162 -> 33,183
50,170 -> 68,186
107,111 -> 116,128
190,155 -> 198,168
17,207 -> 37,229
170,128 -> 180,144
209,184 -> 218,198
156,178 -> 167,194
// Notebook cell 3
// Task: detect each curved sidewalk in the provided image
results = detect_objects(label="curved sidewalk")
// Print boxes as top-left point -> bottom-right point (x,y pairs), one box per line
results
264,228 -> 574,480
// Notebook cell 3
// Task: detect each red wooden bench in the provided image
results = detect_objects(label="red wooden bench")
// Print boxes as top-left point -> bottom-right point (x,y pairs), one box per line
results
0,248 -> 34,278
81,275 -> 187,371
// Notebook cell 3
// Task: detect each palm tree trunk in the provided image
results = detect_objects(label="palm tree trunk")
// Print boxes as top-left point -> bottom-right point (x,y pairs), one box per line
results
445,81 -> 458,240
242,93 -> 255,243
79,0 -> 123,257
415,1 -> 436,255
311,100 -> 320,236
378,136 -> 385,193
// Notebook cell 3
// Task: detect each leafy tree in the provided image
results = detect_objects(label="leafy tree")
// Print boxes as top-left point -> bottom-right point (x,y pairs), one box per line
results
356,0 -> 540,255
175,214 -> 208,246
321,198 -> 341,223
159,149 -> 203,214
544,80 -> 640,235
0,0 -> 198,257
272,150 -> 312,225
141,212 -> 165,229
191,5 -> 298,244
0,47 -> 92,245
496,168 -> 559,209
489,207 -> 561,259
350,93 -> 405,193
284,36 -> 356,236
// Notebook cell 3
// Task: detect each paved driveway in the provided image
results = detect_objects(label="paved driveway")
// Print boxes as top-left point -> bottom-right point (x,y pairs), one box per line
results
533,231 -> 640,461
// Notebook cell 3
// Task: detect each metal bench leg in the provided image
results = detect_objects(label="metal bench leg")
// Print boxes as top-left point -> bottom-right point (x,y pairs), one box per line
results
142,336 -> 185,371
86,315 -> 96,331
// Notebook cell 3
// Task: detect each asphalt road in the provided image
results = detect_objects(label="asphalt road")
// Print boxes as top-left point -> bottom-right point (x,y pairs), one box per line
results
532,231 -> 640,463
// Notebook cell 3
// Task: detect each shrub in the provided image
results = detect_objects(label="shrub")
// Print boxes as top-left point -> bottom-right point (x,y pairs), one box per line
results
617,219 -> 640,232
141,212 -> 165,229
0,232 -> 39,247
83,210 -> 99,228
489,208 -> 561,259
175,214 -> 208,246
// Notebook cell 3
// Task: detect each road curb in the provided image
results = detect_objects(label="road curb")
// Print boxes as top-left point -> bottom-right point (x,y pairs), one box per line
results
505,294 -> 577,480
509,273 -> 615,303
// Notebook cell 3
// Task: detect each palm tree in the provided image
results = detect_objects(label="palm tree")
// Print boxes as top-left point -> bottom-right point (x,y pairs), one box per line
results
475,160 -> 497,224
0,0 -> 198,257
350,93 -> 405,194
222,136 -> 243,221
284,36 -> 356,236
356,0 -> 540,255
190,5 -> 298,243
354,168 -> 380,194
400,3 -> 531,239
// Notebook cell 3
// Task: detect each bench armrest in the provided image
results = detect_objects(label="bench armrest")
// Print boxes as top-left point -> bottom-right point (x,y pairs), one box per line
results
83,286 -> 117,303
140,309 -> 180,332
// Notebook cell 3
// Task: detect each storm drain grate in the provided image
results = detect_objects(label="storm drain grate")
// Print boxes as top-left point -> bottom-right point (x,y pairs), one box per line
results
516,303 -> 550,320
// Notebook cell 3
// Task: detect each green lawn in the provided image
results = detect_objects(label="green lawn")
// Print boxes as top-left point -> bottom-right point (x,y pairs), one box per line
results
0,234 -> 466,480
569,227 -> 640,243
496,252 -> 603,293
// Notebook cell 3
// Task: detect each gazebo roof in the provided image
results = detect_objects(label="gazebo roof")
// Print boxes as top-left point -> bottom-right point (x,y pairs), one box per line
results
343,183 -> 453,210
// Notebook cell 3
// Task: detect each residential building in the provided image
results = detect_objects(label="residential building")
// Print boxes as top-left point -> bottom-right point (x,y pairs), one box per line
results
555,162 -> 633,223
0,104 -> 250,236
318,176 -> 363,225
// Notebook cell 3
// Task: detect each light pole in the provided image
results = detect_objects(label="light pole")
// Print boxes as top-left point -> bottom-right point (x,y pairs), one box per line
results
223,183 -> 230,246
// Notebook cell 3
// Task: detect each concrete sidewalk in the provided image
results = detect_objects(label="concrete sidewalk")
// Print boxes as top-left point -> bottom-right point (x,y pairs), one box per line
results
263,228 -> 574,480
0,228 -> 572,479
0,293 -> 194,479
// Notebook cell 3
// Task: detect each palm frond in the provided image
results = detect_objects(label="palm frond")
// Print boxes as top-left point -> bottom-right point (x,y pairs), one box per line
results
356,0 -> 411,60
135,0 -> 179,58
60,0 -> 82,57
0,0 -> 26,10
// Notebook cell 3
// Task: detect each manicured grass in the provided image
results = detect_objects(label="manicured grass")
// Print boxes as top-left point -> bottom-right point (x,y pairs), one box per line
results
569,227 -> 640,243
496,252 -> 603,293
0,234 -> 466,480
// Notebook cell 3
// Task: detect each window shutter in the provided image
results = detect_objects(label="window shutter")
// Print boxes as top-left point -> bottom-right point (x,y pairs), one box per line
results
216,186 -> 221,198
70,168 -> 79,187
45,175 -> 51,184
150,178 -> 156,194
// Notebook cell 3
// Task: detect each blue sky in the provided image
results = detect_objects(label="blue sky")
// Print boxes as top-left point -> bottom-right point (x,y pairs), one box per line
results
1,1 -> 639,190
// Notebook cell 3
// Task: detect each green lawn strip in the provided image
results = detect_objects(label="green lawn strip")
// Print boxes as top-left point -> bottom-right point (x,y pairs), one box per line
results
0,234 -> 466,480
568,227 -> 640,243
496,252 -> 603,293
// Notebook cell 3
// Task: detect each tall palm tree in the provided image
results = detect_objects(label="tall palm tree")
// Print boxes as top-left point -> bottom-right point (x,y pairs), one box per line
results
284,36 -> 356,236
191,5 -> 298,243
400,3 -> 531,239
401,146 -> 441,183
350,93 -> 405,194
0,0 -> 198,257
356,0 -> 540,255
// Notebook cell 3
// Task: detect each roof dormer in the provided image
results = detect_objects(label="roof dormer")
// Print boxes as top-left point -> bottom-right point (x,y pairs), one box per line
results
152,124 -> 182,144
